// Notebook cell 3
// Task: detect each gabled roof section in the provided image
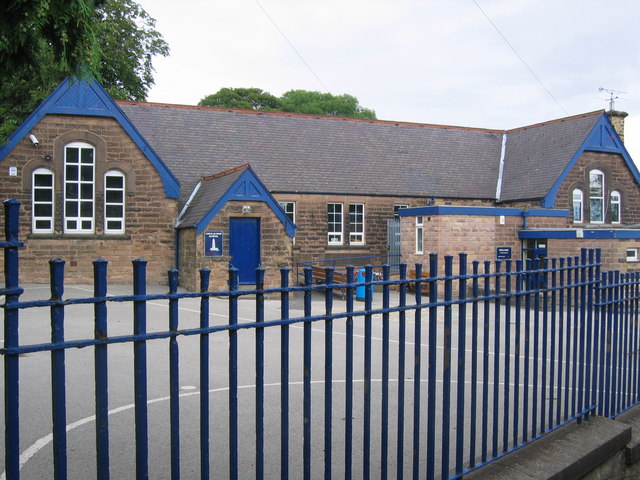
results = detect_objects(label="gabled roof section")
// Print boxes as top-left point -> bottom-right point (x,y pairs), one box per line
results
540,112 -> 640,207
177,164 -> 296,236
119,101 -> 504,201
500,111 -> 640,206
0,77 -> 180,198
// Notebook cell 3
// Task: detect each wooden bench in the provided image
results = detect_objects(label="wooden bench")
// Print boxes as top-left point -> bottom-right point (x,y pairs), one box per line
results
408,268 -> 430,295
309,266 -> 351,298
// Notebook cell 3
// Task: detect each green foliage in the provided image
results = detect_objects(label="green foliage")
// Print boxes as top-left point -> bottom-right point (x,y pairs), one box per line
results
280,90 -> 376,119
199,88 -> 282,111
0,0 -> 168,143
199,88 -> 376,119
0,0 -> 106,77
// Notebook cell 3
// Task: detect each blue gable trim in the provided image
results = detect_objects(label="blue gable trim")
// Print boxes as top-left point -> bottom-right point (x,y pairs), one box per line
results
542,113 -> 640,208
194,167 -> 296,237
397,205 -> 569,218
519,229 -> 640,240
0,77 -> 180,199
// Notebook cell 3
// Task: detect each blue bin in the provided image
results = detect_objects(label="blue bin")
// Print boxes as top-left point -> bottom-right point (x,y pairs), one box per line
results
356,268 -> 374,301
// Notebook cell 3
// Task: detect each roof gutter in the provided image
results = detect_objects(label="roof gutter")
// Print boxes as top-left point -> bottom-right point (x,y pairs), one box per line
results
175,180 -> 201,227
495,132 -> 507,200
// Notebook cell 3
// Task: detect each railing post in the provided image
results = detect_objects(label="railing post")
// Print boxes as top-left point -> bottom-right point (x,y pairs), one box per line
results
132,258 -> 149,480
3,199 -> 23,480
168,268 -> 180,480
228,266 -> 239,480
198,268 -> 211,480
255,266 -> 265,480
396,263 -> 407,480
50,258 -> 67,480
93,258 -> 110,480
302,266 -> 313,480
279,267 -> 290,480
324,267 -> 334,480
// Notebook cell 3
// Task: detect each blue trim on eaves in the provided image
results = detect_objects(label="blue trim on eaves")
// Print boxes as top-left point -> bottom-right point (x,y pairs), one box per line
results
0,77 -> 180,199
519,229 -> 640,239
542,113 -> 640,208
397,205 -> 569,218
193,167 -> 296,237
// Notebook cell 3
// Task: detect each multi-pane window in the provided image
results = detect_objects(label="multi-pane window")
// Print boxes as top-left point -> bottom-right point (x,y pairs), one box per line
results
349,204 -> 364,245
394,204 -> 408,215
416,216 -> 424,254
104,170 -> 125,233
278,201 -> 295,223
572,189 -> 583,223
327,203 -> 343,245
589,169 -> 604,223
64,142 -> 95,233
611,190 -> 621,224
32,168 -> 54,233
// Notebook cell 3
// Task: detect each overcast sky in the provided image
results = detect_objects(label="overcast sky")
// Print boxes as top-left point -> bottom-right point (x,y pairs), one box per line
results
137,0 -> 640,160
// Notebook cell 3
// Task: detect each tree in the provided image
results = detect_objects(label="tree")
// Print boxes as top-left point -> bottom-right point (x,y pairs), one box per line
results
280,90 -> 376,119
0,0 -> 106,77
198,88 -> 376,119
0,0 -> 168,142
199,88 -> 282,111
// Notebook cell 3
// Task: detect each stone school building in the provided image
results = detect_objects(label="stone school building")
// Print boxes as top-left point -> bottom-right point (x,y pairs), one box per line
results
1,77 -> 640,290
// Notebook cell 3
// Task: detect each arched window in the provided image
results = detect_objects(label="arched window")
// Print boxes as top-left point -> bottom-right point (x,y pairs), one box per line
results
32,168 -> 54,233
64,142 -> 95,233
611,190 -> 621,224
572,188 -> 583,223
104,170 -> 126,233
589,169 -> 605,223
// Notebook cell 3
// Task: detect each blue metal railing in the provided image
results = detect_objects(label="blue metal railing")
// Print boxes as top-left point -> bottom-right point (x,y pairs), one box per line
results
2,198 -> 640,479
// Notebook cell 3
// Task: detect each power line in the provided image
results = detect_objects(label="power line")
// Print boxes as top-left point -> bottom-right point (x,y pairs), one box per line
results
471,0 -> 569,115
253,0 -> 330,93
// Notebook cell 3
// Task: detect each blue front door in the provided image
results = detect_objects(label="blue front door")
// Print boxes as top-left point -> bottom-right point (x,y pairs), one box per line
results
229,217 -> 261,284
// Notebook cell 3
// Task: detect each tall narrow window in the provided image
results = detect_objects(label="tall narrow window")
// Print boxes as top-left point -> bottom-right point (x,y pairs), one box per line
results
349,203 -> 364,245
327,203 -> 343,245
611,190 -> 621,224
416,216 -> 424,254
64,142 -> 95,233
104,170 -> 125,233
32,168 -> 54,233
572,189 -> 583,223
589,169 -> 604,223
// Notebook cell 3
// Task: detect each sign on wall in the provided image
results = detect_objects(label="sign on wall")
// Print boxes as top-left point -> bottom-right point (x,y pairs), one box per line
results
204,231 -> 223,257
496,247 -> 512,260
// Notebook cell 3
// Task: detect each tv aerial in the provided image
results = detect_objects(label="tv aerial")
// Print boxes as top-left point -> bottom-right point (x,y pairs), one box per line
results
599,87 -> 626,111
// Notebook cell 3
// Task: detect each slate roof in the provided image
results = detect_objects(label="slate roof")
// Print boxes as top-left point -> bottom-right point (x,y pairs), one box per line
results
118,103 -> 504,204
177,164 -> 247,228
117,102 -> 607,206
499,111 -> 602,201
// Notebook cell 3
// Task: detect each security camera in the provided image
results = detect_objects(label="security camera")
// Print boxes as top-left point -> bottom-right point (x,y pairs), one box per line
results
29,134 -> 39,146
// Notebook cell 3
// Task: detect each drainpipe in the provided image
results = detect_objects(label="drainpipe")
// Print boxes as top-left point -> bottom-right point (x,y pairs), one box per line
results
174,228 -> 180,272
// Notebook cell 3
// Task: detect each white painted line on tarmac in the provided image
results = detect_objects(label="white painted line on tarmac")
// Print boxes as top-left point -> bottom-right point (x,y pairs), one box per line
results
1,376 -> 532,479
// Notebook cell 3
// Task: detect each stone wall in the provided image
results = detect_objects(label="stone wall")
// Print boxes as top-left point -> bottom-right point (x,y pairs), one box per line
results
178,200 -> 294,291
0,114 -> 177,284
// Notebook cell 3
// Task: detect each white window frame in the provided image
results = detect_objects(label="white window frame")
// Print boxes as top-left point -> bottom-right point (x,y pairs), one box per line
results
394,204 -> 408,215
327,203 -> 343,245
104,170 -> 125,234
32,167 -> 55,233
627,248 -> 638,262
349,203 -> 365,245
278,201 -> 295,223
416,216 -> 424,254
64,141 -> 95,233
589,169 -> 605,224
572,188 -> 583,223
611,190 -> 621,224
